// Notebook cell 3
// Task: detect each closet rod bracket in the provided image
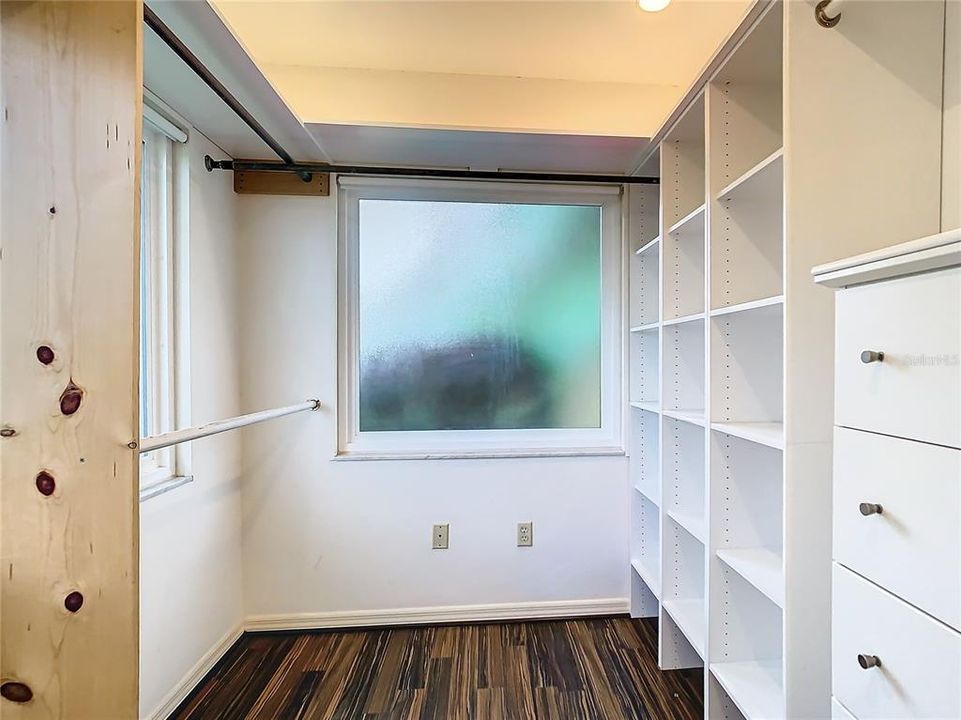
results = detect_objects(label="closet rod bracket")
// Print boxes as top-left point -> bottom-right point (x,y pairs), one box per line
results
815,0 -> 842,28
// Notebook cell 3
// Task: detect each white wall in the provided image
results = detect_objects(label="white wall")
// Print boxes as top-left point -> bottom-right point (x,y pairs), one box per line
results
139,130 -> 244,719
262,64 -> 677,137
943,0 -> 960,231
237,190 -> 630,623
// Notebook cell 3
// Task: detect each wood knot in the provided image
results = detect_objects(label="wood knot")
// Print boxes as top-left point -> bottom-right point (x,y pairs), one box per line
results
64,591 -> 84,613
36,345 -> 55,365
35,471 -> 56,496
0,427 -> 15,438
0,681 -> 33,704
59,382 -> 83,416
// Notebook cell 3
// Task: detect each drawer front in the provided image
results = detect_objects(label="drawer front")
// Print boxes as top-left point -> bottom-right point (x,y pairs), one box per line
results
832,698 -> 857,720
834,427 -> 961,630
833,565 -> 961,719
835,266 -> 960,448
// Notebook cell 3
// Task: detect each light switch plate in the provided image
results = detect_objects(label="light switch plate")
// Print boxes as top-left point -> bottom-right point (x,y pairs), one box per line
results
517,522 -> 533,547
432,523 -> 449,549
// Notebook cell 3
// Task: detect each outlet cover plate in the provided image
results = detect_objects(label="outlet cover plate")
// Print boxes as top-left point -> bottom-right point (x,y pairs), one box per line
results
432,523 -> 449,549
517,522 -> 533,547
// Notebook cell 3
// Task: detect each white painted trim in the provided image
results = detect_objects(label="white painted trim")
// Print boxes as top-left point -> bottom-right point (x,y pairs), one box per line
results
336,176 -> 622,196
142,622 -> 244,720
244,598 -> 629,633
812,227 -> 961,288
333,447 -> 624,461
144,104 -> 188,144
143,89 -> 189,144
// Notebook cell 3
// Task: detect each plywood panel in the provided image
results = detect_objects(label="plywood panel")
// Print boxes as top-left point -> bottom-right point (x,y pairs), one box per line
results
234,169 -> 329,196
1,2 -> 141,718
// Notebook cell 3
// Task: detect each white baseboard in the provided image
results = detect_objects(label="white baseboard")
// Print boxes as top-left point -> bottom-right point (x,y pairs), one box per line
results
142,622 -> 244,720
244,597 -> 629,633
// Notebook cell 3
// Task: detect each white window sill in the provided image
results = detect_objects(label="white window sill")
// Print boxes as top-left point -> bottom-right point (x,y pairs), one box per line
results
332,447 -> 626,462
140,475 -> 193,502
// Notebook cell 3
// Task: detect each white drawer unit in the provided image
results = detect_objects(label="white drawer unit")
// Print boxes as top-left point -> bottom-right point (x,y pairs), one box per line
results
834,265 -> 961,449
831,698 -> 856,720
816,229 -> 961,720
834,427 -> 961,631
833,565 -> 961,720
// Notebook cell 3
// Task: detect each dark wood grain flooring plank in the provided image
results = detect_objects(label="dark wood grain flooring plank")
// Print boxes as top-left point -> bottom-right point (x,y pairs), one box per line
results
170,617 -> 703,720
364,629 -> 411,714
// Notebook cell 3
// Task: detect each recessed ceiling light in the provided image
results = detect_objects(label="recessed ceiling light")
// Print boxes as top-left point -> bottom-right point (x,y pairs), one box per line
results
638,0 -> 671,11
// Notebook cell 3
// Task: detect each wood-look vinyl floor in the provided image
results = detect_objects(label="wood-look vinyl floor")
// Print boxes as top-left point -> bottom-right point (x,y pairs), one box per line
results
172,617 -> 703,720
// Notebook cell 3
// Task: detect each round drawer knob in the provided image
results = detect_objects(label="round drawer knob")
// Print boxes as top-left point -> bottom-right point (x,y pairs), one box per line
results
860,350 -> 885,364
859,502 -> 883,516
858,654 -> 882,669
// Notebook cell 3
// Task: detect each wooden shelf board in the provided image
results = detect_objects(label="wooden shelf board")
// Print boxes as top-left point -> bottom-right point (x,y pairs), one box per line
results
710,422 -> 784,449
667,203 -> 706,235
629,322 -> 660,333
629,400 -> 660,413
633,483 -> 660,507
710,295 -> 784,319
711,660 -> 784,720
635,236 -> 661,256
667,509 -> 705,544
662,312 -> 705,327
631,557 -> 661,600
717,547 -> 784,608
662,598 -> 706,658
662,409 -> 706,427
716,148 -> 784,202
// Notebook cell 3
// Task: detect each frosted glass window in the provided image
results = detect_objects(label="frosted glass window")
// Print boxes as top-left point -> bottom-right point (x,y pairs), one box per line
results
358,200 -> 602,432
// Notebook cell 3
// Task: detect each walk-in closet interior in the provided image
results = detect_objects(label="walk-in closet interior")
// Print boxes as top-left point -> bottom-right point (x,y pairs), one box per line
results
0,1 -> 958,719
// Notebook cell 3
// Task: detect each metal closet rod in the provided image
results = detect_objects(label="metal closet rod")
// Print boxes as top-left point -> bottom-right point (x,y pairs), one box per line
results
139,399 -> 321,453
144,4 -> 658,186
205,156 -> 660,185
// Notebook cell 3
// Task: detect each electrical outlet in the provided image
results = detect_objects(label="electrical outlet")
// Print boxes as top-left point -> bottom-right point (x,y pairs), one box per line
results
432,523 -> 449,549
517,521 -> 533,547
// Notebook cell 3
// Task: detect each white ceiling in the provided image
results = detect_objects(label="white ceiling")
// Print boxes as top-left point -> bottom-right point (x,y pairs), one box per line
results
210,0 -> 752,137
213,0 -> 753,86
145,0 -> 749,173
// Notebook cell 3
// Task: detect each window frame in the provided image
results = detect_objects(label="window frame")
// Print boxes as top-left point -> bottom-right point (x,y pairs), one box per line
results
337,177 -> 624,460
139,95 -> 192,499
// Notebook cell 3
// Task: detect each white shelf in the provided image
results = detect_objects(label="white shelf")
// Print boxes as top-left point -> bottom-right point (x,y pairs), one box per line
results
635,236 -> 661,255
717,547 -> 784,608
662,409 -> 706,427
711,660 -> 785,720
716,148 -> 784,202
629,322 -> 660,333
662,312 -> 705,327
629,400 -> 660,413
667,509 -> 705,545
663,598 -> 706,658
710,295 -> 784,318
633,482 -> 659,507
711,422 -> 784,449
668,203 -> 706,235
632,557 -> 661,599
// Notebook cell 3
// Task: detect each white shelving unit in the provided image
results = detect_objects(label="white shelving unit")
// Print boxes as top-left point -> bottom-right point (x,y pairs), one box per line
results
628,180 -> 662,620
626,1 -> 945,717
